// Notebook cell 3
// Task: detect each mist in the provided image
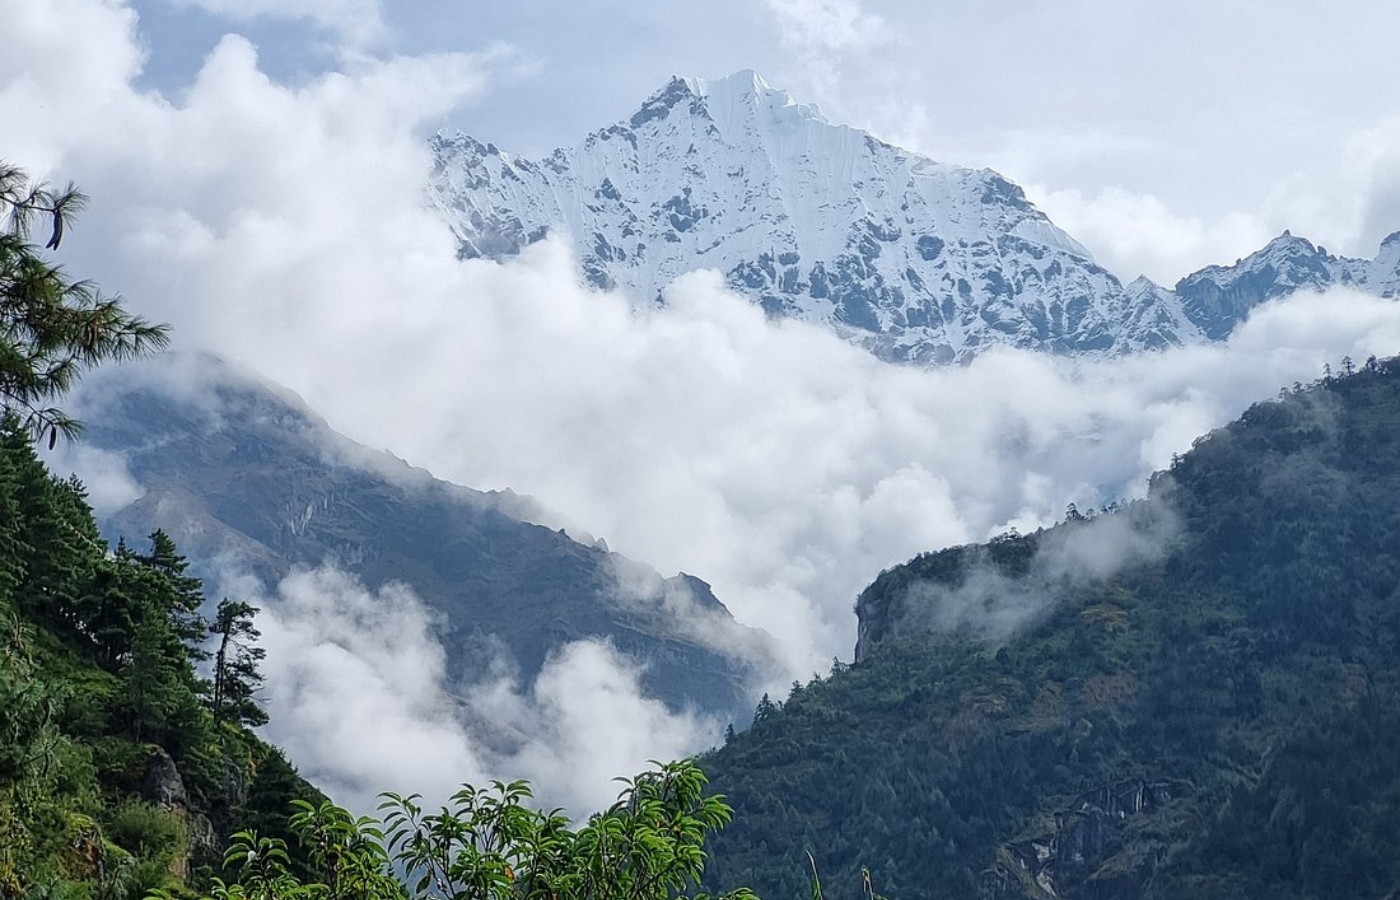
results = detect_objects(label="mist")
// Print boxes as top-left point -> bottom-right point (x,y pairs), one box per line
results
889,499 -> 1179,646
218,563 -> 719,816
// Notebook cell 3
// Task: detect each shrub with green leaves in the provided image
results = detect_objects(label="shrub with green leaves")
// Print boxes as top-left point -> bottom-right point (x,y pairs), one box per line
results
172,759 -> 758,900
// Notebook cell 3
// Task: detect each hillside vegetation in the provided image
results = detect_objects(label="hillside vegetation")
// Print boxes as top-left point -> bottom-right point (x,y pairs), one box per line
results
702,357 -> 1400,900
0,419 -> 321,898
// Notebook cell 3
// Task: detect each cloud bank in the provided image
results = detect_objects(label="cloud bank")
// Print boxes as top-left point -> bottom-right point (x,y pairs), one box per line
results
220,564 -> 715,816
891,499 -> 1179,646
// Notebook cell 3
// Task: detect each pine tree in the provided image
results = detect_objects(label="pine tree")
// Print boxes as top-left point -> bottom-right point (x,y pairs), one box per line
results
0,427 -> 30,612
122,615 -> 198,748
0,163 -> 168,443
136,529 -> 208,659
79,538 -> 148,671
0,419 -> 99,638
210,599 -> 268,728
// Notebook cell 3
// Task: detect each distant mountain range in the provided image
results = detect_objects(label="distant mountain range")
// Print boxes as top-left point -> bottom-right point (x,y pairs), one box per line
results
429,70 -> 1400,363
70,356 -> 772,725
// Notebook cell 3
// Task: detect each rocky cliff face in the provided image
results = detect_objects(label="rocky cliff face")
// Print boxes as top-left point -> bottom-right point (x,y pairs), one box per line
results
1175,230 -> 1400,339
986,779 -> 1189,900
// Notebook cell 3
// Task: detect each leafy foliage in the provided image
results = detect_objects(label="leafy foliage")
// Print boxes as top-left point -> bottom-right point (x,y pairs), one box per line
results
176,760 -> 757,900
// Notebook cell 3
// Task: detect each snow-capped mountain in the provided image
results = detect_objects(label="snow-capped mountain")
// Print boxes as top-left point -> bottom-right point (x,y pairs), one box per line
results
428,70 -> 1400,363
1175,231 -> 1400,339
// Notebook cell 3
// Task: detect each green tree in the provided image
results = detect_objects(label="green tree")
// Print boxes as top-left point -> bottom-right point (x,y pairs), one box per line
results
110,533 -> 215,770
0,162 -> 168,443
79,537 -> 148,671
122,611 -> 187,744
0,418 -> 102,640
137,529 -> 208,655
210,599 -> 268,729
177,760 -> 759,900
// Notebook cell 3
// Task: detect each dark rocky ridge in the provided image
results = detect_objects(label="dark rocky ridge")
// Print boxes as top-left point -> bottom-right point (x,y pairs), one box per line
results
69,355 -> 771,725
1175,230 -> 1400,340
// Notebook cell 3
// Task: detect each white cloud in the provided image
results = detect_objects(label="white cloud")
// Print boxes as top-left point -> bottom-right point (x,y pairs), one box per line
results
1027,184 -> 1274,284
41,443 -> 145,518
0,0 -> 148,171
1350,116 -> 1400,252
239,565 -> 717,816
765,0 -> 889,56
247,567 -> 484,807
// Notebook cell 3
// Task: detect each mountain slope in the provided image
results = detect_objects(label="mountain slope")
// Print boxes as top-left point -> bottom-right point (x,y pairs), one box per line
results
429,71 -> 1173,364
65,355 -> 772,724
700,357 -> 1400,900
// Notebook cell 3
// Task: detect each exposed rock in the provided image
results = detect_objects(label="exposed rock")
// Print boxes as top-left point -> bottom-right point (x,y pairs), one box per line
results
984,778 -> 1189,899
62,815 -> 109,883
139,746 -> 188,811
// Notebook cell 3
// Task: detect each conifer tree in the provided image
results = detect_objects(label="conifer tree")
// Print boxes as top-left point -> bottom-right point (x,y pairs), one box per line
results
211,598 -> 268,728
122,611 -> 185,743
1,163 -> 169,443
137,529 -> 209,657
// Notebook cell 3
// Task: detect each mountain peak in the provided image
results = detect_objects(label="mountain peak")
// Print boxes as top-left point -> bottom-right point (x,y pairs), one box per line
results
629,71 -> 804,132
675,70 -> 827,139
679,69 -> 773,99
628,76 -> 700,128
1125,274 -> 1166,295
1259,229 -> 1322,257
428,71 -> 1158,362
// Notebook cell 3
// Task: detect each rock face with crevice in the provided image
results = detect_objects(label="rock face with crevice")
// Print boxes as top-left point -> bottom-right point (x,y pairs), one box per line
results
986,779 -> 1191,899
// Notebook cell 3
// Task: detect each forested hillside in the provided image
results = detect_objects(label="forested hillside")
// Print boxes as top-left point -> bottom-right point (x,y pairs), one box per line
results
702,357 -> 1400,900
0,420 -> 322,897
